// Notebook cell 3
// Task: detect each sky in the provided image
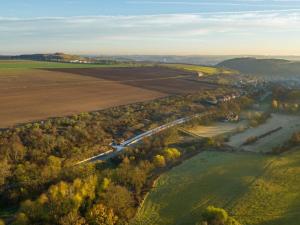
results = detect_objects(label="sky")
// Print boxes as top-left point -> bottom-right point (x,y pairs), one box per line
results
1,0 -> 300,55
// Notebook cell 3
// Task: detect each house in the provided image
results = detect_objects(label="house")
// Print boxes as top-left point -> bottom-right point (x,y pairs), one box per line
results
222,112 -> 239,122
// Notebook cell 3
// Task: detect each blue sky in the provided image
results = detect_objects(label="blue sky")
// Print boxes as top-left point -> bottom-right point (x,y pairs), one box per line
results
1,0 -> 300,55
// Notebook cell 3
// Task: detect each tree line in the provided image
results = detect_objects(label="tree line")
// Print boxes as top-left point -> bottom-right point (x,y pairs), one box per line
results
272,86 -> 300,114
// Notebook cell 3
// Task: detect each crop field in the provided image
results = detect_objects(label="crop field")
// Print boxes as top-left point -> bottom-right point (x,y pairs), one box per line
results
132,150 -> 300,225
227,113 -> 300,153
0,61 -> 220,128
48,66 -> 220,94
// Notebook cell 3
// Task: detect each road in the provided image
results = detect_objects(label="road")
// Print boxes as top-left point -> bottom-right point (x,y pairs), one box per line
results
75,113 -> 208,164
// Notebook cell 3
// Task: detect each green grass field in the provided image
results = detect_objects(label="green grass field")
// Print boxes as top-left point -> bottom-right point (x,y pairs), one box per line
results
132,150 -> 300,225
0,61 -> 228,76
0,60 -> 139,71
163,63 -> 234,76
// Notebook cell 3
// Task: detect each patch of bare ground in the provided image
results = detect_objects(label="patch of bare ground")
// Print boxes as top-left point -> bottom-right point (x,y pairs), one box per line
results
227,113 -> 300,153
183,121 -> 248,138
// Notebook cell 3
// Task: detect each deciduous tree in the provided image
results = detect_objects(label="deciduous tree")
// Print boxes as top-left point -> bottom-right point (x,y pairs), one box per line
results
101,184 -> 135,221
153,155 -> 166,168
0,159 -> 11,186
86,203 -> 118,225
199,206 -> 241,225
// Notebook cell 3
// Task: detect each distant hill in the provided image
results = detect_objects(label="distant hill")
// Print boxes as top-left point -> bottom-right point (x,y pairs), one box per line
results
1,53 -> 228,65
0,53 -> 88,62
0,53 -> 126,65
108,55 -> 300,65
116,55 -> 235,65
218,57 -> 300,79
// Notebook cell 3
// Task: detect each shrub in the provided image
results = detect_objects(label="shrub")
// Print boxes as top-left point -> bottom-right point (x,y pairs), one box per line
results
153,155 -> 166,168
198,206 -> 241,225
163,148 -> 181,161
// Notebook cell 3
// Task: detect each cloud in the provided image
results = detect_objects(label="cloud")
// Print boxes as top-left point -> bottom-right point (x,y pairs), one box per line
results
127,0 -> 300,7
1,10 -> 300,54
1,11 -> 299,35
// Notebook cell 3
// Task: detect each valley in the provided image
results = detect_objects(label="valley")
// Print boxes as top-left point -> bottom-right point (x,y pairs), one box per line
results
0,58 -> 299,225
2,1 -> 300,224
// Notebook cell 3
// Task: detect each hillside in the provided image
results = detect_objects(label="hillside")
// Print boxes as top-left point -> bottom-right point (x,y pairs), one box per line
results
133,150 -> 300,225
218,58 -> 300,79
0,52 -> 89,62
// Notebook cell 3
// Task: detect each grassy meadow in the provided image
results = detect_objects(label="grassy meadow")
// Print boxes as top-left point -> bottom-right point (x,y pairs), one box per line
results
163,63 -> 234,75
132,150 -> 300,225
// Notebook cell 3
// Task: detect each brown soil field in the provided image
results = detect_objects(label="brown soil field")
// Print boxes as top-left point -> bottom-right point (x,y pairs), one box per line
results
0,66 -> 218,128
49,66 -> 219,94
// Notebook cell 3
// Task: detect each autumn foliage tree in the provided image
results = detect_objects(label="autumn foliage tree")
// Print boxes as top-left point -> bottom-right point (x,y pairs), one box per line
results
197,206 -> 241,225
163,148 -> 181,162
101,184 -> 135,222
14,176 -> 98,225
86,203 -> 118,225
153,155 -> 166,168
0,159 -> 11,186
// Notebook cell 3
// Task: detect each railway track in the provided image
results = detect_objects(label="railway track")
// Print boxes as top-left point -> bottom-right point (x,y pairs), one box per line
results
76,112 -> 209,164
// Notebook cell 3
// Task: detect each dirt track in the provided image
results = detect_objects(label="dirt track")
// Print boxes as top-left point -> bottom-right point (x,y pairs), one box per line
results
0,67 -> 218,128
